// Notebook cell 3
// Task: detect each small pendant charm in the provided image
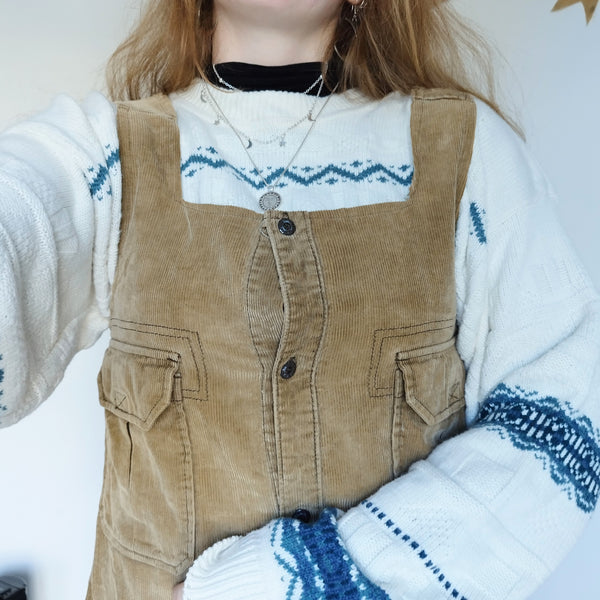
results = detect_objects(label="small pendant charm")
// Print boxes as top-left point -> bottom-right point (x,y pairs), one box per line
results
259,191 -> 282,211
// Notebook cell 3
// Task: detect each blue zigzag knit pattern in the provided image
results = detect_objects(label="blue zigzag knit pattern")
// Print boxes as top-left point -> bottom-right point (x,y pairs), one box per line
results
0,353 -> 5,413
181,146 -> 413,189
468,202 -> 487,245
271,509 -> 390,600
86,145 -> 120,201
476,383 -> 600,513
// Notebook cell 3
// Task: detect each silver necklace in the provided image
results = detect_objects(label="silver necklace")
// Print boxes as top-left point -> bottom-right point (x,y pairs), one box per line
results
208,64 -> 326,147
202,81 -> 337,211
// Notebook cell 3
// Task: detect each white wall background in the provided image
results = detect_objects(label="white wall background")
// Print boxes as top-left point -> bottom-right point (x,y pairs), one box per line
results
0,1 -> 598,598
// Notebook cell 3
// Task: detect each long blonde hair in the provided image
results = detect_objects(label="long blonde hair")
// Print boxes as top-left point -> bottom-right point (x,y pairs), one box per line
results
107,0 -> 517,130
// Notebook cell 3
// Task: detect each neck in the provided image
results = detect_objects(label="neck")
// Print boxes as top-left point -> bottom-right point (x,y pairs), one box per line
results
212,9 -> 338,65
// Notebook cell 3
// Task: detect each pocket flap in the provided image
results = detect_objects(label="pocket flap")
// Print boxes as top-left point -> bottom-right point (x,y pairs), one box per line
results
98,339 -> 180,431
395,338 -> 465,426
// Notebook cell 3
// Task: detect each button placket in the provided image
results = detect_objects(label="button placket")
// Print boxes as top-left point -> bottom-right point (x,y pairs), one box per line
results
276,217 -> 297,383
267,211 -> 326,512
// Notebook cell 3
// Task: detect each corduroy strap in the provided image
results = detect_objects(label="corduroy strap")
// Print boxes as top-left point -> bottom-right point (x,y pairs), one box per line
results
410,88 -> 477,224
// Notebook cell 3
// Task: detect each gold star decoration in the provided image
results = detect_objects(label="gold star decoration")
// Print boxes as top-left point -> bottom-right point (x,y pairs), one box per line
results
552,0 -> 597,23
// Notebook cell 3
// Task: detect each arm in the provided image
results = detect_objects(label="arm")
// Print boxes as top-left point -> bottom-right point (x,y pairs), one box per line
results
0,92 -> 120,427
335,100 -> 600,599
177,99 -> 600,600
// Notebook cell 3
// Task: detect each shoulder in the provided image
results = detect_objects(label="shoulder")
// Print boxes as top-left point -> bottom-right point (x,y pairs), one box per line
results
465,97 -> 556,230
0,91 -> 118,174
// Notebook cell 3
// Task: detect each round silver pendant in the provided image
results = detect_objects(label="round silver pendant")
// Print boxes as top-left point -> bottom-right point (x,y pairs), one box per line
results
259,191 -> 282,211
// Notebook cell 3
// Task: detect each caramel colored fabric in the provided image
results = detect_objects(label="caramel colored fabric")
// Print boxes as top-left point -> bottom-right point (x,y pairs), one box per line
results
86,89 -> 476,599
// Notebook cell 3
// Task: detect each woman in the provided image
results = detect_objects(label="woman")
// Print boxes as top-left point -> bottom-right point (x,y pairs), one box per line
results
1,1 -> 599,599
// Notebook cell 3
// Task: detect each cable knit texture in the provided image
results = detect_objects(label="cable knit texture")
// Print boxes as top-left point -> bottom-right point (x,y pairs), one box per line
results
1,82 -> 599,599
183,510 -> 389,600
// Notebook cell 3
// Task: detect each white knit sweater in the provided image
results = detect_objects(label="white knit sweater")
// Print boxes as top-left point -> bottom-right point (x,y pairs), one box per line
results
1,83 -> 599,600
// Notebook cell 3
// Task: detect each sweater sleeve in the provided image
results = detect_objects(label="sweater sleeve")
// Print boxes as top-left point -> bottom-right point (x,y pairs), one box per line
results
335,99 -> 600,599
0,92 -> 121,427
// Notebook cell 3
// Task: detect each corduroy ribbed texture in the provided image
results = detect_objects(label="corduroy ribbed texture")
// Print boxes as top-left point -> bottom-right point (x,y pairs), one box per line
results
86,89 -> 476,599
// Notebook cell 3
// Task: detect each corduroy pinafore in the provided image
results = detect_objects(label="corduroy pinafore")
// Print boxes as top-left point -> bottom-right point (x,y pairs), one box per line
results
86,88 -> 476,599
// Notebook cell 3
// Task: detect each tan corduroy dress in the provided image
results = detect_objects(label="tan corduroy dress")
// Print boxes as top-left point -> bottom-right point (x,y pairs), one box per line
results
86,88 -> 476,599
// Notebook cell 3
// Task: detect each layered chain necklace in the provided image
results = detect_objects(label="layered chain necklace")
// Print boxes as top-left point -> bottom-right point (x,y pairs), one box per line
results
207,64 -> 326,148
201,67 -> 337,211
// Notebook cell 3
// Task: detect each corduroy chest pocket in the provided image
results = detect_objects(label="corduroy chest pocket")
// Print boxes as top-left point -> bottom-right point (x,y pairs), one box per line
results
97,339 -> 195,573
392,338 -> 466,476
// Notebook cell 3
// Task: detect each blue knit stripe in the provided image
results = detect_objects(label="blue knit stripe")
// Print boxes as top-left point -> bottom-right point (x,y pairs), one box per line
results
469,202 -> 487,245
181,146 -> 413,189
0,353 -> 6,414
271,509 -> 390,599
476,383 -> 600,513
87,145 -> 120,201
361,501 -> 468,600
